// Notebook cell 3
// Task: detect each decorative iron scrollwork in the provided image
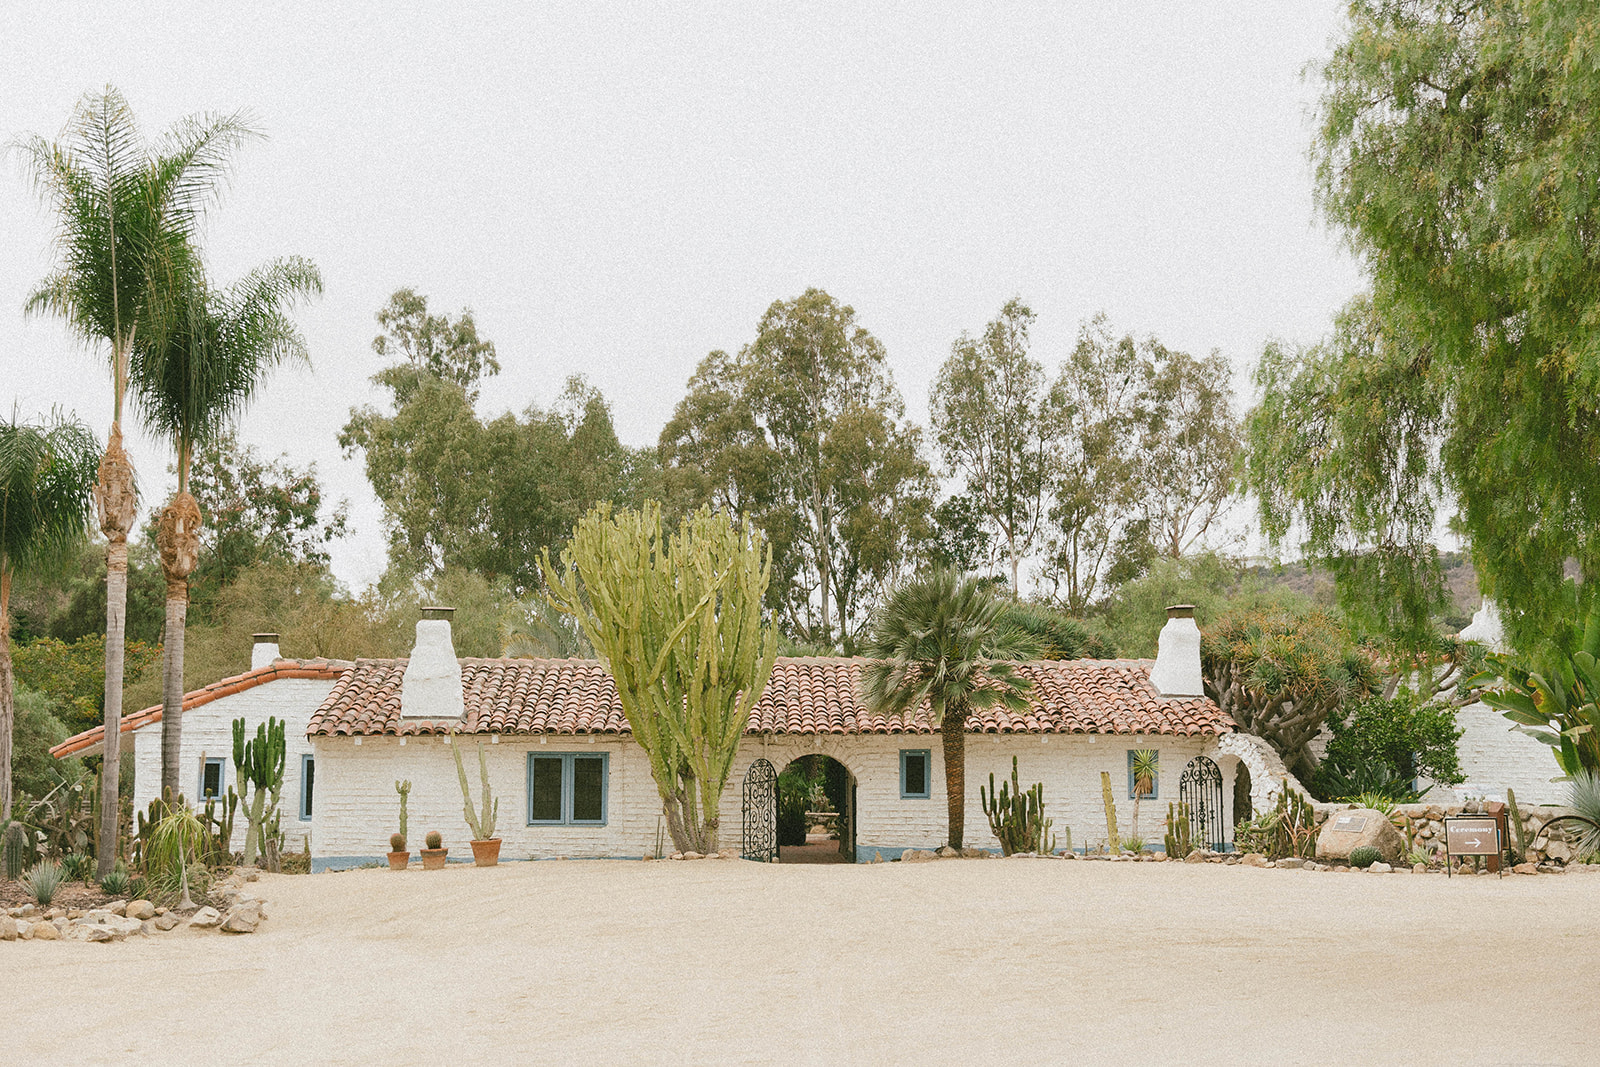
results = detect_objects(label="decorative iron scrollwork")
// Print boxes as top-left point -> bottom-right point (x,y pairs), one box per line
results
1179,755 -> 1226,851
742,758 -> 778,862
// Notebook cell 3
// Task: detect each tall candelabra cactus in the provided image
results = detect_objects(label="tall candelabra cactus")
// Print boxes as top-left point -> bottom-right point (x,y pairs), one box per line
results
449,733 -> 498,841
232,716 -> 286,866
980,757 -> 1055,855
395,779 -> 411,849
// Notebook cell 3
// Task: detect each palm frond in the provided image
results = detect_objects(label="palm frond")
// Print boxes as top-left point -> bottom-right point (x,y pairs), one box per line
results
0,412 -> 100,579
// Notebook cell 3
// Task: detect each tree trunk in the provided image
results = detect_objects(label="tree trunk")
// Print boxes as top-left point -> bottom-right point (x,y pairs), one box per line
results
96,427 -> 138,878
157,492 -> 201,801
1,568 -> 14,824
942,708 -> 968,849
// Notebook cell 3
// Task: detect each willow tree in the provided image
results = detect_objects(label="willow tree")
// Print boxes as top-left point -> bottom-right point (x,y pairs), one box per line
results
1306,2 -> 1600,656
543,503 -> 778,854
0,415 -> 99,824
134,260 -> 322,796
19,86 -> 258,875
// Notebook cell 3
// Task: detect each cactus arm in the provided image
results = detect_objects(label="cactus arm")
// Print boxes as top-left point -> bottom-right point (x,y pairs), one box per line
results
479,743 -> 497,840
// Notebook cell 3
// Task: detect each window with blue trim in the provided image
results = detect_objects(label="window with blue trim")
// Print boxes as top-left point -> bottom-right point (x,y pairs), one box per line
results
299,754 -> 315,821
900,749 -> 931,799
199,757 -> 225,800
527,752 -> 608,825
1127,749 -> 1159,800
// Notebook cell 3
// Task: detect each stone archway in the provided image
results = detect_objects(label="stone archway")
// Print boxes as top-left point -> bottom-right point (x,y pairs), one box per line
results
771,753 -> 857,863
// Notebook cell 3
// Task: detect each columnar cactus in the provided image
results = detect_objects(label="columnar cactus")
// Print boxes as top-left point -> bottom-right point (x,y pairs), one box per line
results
232,716 -> 286,866
980,757 -> 1055,855
1164,801 -> 1194,859
450,733 -> 498,841
395,779 -> 411,847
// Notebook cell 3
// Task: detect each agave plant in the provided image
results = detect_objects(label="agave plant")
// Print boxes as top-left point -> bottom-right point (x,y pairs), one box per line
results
1476,604 -> 1600,776
1542,769 -> 1600,860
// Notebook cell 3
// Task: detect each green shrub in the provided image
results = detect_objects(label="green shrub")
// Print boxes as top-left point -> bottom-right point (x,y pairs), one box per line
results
1349,845 -> 1380,869
24,860 -> 65,905
127,876 -> 149,902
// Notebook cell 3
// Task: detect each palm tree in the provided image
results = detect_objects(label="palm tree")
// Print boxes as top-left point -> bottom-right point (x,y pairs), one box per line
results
19,86 -> 259,877
0,414 -> 99,825
861,568 -> 1037,849
133,260 -> 322,796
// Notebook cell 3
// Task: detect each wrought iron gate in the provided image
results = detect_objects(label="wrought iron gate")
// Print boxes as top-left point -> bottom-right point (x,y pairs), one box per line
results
1179,756 -> 1226,851
741,758 -> 778,862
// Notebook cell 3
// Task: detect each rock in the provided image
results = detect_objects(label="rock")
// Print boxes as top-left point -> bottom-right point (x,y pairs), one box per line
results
221,903 -> 261,934
102,900 -> 127,917
0,916 -> 15,941
1315,807 -> 1406,867
32,921 -> 60,941
67,909 -> 84,920
155,907 -> 168,916
669,852 -> 684,860
141,919 -> 160,936
12,903 -> 39,919
936,846 -> 960,859
1183,850 -> 1207,864
67,924 -> 116,943
1369,861 -> 1394,873
235,867 -> 261,882
681,851 -> 703,860
15,921 -> 32,939
153,913 -> 180,932
187,906 -> 223,929
1240,853 -> 1270,868
1059,851 -> 1077,860
960,848 -> 990,859
871,851 -> 883,864
717,849 -> 738,859
125,900 -> 155,921
901,849 -> 933,863
1413,863 -> 1428,874
1513,862 -> 1539,875
1545,839 -> 1572,863
1274,858 -> 1305,870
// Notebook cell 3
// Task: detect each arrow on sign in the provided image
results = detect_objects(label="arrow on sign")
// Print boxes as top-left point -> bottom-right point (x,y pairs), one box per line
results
1465,838 -> 1482,847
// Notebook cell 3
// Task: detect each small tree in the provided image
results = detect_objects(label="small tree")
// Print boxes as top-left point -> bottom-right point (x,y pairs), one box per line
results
1201,609 -> 1379,780
544,503 -> 778,854
860,568 -> 1036,849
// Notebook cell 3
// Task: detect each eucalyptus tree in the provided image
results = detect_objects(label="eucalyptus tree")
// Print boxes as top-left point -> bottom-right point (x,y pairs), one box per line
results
931,298 -> 1053,597
860,568 -> 1036,849
0,414 -> 99,824
19,86 -> 259,875
543,503 -> 779,854
133,260 -> 322,796
1310,1 -> 1600,656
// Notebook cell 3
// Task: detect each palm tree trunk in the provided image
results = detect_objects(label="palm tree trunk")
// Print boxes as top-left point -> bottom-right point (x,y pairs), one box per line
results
156,491 -> 202,799
1,567 -> 15,825
942,709 -> 968,849
96,426 -> 138,879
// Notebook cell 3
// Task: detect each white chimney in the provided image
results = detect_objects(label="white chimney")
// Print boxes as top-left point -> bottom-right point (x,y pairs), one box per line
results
251,633 -> 281,671
401,606 -> 464,720
1149,605 -> 1204,698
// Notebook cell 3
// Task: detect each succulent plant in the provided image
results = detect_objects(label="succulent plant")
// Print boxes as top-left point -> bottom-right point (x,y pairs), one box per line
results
425,830 -> 442,850
1350,845 -> 1381,868
24,860 -> 65,905
99,867 -> 130,897
391,832 -> 407,853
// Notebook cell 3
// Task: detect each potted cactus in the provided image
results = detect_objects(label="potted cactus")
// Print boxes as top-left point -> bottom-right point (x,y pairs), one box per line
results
388,779 -> 412,869
421,830 -> 448,870
451,732 -> 501,866
387,832 -> 409,870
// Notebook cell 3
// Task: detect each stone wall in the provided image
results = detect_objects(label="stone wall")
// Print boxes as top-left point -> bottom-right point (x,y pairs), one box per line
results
130,677 -> 336,853
1309,801 -> 1582,866
308,731 -> 1226,867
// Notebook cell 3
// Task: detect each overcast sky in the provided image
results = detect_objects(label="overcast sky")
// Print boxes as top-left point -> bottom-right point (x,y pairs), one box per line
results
1,3 -> 1365,590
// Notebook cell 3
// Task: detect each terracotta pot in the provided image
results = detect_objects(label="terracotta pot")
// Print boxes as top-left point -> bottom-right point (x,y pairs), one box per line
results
470,838 -> 502,867
387,850 -> 410,871
421,847 -> 448,871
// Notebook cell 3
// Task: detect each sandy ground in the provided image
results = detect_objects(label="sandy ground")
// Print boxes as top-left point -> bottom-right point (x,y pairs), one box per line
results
5,860 -> 1599,1067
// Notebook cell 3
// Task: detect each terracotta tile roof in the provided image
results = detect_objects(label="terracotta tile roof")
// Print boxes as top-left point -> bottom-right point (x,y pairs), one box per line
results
308,656 -> 1231,738
49,659 -> 352,759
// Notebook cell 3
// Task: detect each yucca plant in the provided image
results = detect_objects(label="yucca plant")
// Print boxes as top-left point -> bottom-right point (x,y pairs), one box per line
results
24,860 -> 64,905
99,866 -> 130,897
149,805 -> 206,910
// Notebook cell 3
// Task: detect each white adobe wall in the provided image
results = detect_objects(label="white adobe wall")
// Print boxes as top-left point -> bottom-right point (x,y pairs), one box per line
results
1421,700 -> 1566,806
310,731 -> 1227,866
130,677 -> 336,853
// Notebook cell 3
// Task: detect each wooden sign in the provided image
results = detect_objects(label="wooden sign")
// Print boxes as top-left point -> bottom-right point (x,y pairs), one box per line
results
1331,814 -> 1368,834
1445,817 -> 1500,856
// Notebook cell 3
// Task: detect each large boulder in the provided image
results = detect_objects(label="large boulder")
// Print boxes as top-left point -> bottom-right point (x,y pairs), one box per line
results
1316,808 -> 1406,867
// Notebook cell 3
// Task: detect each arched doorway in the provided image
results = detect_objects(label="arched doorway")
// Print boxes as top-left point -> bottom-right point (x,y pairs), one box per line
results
775,754 -> 856,863
1179,755 -> 1226,851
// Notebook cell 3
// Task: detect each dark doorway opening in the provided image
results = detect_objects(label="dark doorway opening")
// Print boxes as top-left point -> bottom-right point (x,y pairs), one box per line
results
777,754 -> 856,864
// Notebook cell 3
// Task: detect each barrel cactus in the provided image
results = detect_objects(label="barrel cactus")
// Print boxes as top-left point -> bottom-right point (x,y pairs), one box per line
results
1350,845 -> 1380,869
